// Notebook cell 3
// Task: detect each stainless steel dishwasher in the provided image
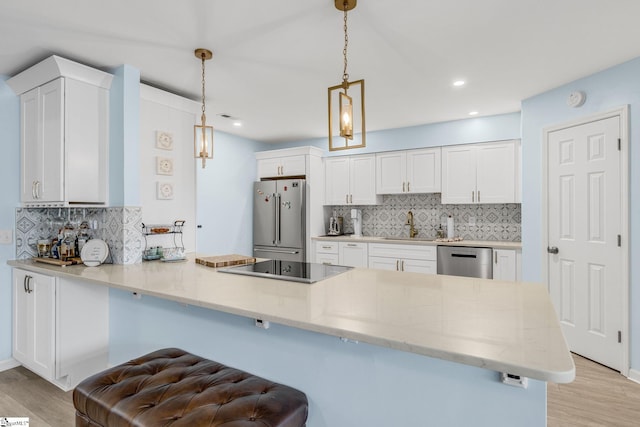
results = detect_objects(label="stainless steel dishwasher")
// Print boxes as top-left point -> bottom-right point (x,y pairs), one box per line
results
437,246 -> 493,278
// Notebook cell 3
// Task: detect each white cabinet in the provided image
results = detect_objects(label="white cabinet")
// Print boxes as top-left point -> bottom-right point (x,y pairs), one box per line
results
369,243 -> 437,274
12,269 -> 109,391
492,249 -> 520,281
325,154 -> 381,205
339,242 -> 368,267
376,148 -> 441,194
441,140 -> 517,204
9,56 -> 112,207
257,155 -> 306,178
314,241 -> 340,265
13,269 -> 55,381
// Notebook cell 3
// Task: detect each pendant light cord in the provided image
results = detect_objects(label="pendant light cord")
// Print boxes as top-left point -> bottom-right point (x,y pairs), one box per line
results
201,52 -> 207,124
342,1 -> 349,86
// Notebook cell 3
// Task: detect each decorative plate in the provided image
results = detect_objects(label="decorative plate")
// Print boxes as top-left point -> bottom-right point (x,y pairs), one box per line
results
157,182 -> 174,200
156,157 -> 174,175
80,239 -> 109,267
156,131 -> 174,150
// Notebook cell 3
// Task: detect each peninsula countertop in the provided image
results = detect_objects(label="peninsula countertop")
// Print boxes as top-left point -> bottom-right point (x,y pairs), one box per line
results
8,255 -> 574,383
312,235 -> 522,250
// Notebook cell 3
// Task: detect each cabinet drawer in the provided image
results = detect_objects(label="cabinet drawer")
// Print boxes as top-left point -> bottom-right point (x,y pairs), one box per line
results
368,243 -> 437,261
315,241 -> 339,254
316,253 -> 340,265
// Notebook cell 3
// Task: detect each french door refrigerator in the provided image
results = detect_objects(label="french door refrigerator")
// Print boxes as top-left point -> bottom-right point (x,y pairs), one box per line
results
253,179 -> 305,262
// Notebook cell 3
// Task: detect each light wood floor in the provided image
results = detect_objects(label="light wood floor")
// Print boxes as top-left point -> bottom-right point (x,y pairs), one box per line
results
0,354 -> 639,426
547,353 -> 640,426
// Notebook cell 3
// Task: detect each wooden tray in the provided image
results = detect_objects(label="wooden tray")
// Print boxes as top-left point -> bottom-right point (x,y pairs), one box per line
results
33,257 -> 83,266
195,254 -> 256,268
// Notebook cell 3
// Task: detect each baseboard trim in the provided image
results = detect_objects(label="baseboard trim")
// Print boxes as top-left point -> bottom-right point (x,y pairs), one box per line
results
0,358 -> 20,372
628,368 -> 640,384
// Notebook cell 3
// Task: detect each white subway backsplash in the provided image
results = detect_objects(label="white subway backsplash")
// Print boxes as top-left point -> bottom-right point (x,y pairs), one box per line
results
326,193 -> 521,242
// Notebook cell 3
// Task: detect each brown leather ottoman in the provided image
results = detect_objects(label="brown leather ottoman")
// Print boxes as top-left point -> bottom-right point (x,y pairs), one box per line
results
73,348 -> 308,427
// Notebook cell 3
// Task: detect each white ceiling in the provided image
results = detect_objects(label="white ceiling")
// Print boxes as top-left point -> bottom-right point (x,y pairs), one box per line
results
2,0 -> 640,143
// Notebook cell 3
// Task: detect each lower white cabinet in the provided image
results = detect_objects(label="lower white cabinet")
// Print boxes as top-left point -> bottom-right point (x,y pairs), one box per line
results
368,243 -> 437,274
315,241 -> 340,265
13,269 -> 109,391
339,242 -> 368,268
492,249 -> 520,281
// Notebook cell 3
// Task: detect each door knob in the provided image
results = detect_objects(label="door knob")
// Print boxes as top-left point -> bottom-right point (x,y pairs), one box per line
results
547,246 -> 559,254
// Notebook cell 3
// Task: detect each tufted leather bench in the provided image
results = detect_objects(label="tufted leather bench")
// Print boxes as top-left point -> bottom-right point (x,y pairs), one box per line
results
73,348 -> 308,427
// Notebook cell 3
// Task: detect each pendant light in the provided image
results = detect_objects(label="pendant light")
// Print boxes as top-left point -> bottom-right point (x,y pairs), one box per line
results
194,48 -> 214,168
328,0 -> 365,151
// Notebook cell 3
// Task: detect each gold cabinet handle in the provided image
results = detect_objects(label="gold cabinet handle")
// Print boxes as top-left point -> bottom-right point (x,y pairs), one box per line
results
478,190 -> 481,203
407,182 -> 410,192
402,182 -> 405,192
396,260 -> 399,271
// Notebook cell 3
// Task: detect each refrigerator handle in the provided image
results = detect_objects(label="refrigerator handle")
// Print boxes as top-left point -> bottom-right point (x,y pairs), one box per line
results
275,193 -> 281,245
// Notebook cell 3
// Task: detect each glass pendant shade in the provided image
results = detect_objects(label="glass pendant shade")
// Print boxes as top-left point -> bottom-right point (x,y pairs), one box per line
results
339,92 -> 353,139
194,123 -> 213,168
328,79 -> 365,151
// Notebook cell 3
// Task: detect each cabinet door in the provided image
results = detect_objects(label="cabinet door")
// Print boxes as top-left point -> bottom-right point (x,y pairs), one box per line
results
407,148 -> 441,193
325,157 -> 350,205
376,151 -> 405,194
349,155 -> 379,205
441,145 -> 476,204
281,155 -> 306,176
20,88 -> 41,202
476,141 -> 516,203
369,256 -> 399,271
401,259 -> 437,274
493,249 -> 517,281
339,242 -> 368,267
39,78 -> 65,202
64,79 -> 108,204
257,158 -> 280,178
13,269 -> 55,380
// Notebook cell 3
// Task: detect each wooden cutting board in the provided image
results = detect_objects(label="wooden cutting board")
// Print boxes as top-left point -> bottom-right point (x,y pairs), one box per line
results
33,257 -> 83,266
195,254 -> 256,268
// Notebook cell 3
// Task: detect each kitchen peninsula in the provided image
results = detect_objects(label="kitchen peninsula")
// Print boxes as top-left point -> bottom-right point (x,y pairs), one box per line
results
9,256 -> 574,426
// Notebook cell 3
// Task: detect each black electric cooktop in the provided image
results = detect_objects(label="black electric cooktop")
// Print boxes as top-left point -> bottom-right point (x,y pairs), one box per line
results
218,260 -> 353,284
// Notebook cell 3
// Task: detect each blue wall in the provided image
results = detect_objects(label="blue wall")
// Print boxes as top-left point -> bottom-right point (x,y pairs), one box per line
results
0,77 -> 19,361
274,112 -> 521,154
521,57 -> 640,370
196,131 -> 267,256
109,288 -> 546,427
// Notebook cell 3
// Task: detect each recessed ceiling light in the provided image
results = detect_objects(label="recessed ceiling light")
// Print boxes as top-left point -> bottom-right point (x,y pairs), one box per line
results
233,121 -> 242,127
453,80 -> 466,87
469,111 -> 479,116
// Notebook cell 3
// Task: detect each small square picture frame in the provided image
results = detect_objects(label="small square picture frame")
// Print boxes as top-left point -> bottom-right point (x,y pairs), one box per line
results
156,131 -> 174,150
156,157 -> 174,176
156,182 -> 174,200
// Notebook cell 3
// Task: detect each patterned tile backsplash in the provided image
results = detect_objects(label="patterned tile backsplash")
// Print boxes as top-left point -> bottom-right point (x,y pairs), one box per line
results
326,193 -> 521,242
15,207 -> 144,264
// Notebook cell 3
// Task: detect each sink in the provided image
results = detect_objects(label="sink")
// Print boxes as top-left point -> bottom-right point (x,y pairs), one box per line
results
382,236 -> 434,242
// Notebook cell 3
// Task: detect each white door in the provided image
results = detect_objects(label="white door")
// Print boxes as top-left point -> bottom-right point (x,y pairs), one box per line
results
547,115 -> 623,371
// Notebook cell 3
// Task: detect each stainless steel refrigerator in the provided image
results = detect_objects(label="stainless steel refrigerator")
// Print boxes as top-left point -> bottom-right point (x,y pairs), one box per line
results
253,179 -> 305,262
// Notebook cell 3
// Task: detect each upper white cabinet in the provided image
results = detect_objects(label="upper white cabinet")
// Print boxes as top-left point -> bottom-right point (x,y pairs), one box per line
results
257,155 -> 306,178
325,154 -> 381,205
376,148 -> 441,194
8,56 -> 112,207
441,140 -> 518,204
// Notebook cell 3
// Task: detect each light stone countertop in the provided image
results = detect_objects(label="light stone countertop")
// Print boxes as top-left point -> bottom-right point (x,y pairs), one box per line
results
313,235 -> 522,250
8,255 -> 573,383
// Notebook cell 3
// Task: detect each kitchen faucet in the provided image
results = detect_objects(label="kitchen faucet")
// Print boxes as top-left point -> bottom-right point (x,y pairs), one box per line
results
406,211 -> 418,238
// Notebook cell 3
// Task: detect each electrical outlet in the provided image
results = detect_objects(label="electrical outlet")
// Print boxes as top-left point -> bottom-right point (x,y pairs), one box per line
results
255,319 -> 270,329
0,229 -> 13,244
